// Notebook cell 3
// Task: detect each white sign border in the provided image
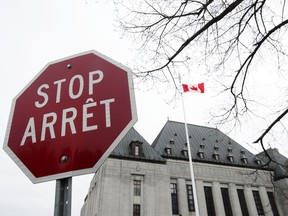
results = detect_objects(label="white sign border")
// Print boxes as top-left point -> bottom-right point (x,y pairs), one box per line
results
3,50 -> 138,183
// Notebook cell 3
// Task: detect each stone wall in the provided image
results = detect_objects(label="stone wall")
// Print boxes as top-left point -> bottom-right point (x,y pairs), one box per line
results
81,158 -> 284,216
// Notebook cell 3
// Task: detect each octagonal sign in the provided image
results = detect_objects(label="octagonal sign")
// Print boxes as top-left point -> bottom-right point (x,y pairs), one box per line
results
3,50 -> 137,183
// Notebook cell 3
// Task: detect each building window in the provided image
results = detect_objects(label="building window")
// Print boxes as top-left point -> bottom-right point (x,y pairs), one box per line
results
242,158 -> 248,164
171,183 -> 179,214
204,186 -> 216,216
227,147 -> 234,162
134,180 -> 141,196
213,154 -> 219,161
228,156 -> 234,162
186,185 -> 195,211
133,204 -> 141,216
228,147 -> 233,152
255,159 -> 261,165
199,152 -> 204,159
198,152 -> 204,159
166,148 -> 171,155
241,150 -> 248,164
237,189 -> 249,216
183,150 -> 188,157
135,146 -> 139,156
129,141 -> 144,157
267,192 -> 280,216
252,190 -> 265,216
221,188 -> 233,216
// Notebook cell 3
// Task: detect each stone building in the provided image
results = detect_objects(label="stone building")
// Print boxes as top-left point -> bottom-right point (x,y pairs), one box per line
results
81,120 -> 288,216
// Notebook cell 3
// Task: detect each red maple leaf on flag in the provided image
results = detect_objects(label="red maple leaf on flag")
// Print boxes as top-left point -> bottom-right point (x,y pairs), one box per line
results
190,86 -> 198,91
182,83 -> 205,93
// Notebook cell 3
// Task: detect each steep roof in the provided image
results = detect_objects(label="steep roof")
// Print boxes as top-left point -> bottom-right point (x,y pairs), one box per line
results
152,120 -> 261,168
256,148 -> 288,180
256,148 -> 287,168
110,127 -> 166,163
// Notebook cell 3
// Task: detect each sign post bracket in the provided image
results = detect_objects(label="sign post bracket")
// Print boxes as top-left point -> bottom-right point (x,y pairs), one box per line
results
54,177 -> 72,216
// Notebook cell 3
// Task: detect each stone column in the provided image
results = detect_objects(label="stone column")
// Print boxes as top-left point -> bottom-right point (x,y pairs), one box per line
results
228,183 -> 242,216
177,178 -> 189,216
274,178 -> 288,215
212,181 -> 225,216
258,186 -> 273,216
244,185 -> 258,216
195,180 -> 208,216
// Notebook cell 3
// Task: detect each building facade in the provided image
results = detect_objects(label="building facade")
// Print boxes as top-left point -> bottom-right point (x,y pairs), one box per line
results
81,121 -> 288,216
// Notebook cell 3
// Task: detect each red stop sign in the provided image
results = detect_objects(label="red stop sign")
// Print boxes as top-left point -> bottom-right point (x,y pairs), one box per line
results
3,50 -> 137,183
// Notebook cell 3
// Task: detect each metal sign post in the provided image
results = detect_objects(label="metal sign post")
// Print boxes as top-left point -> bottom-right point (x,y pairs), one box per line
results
54,177 -> 72,216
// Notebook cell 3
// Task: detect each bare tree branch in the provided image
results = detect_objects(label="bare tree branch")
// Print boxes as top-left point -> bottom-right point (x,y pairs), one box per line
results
115,0 -> 288,159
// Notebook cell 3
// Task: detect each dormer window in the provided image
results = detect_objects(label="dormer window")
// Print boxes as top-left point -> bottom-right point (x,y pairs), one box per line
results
228,156 -> 234,162
198,141 -> 205,159
198,152 -> 204,159
169,139 -> 175,144
254,157 -> 261,165
183,150 -> 188,157
242,158 -> 248,164
198,148 -> 204,159
213,145 -> 219,161
182,146 -> 188,157
227,146 -> 234,162
165,144 -> 172,155
241,150 -> 248,164
213,152 -> 219,161
129,140 -> 144,157
135,146 -> 139,156
228,147 -> 233,153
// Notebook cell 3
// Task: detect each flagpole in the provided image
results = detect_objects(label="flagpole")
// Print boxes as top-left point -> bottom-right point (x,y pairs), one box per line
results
181,92 -> 200,216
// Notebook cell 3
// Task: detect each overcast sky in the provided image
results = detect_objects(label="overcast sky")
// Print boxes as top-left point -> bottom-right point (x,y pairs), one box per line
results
1,1 -> 288,216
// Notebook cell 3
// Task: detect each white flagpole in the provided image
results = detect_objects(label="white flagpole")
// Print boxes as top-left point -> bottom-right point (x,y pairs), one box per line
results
181,92 -> 200,216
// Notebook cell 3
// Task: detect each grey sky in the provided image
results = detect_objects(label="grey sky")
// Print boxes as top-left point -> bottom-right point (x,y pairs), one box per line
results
1,1 -> 288,216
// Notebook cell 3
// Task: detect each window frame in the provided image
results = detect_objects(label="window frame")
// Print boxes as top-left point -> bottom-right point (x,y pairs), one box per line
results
186,184 -> 195,212
134,145 -> 139,156
204,186 -> 216,216
183,150 -> 188,157
267,191 -> 280,216
129,141 -> 144,157
198,152 -> 204,159
228,156 -> 234,162
221,187 -> 233,216
133,204 -> 141,216
237,189 -> 249,216
252,190 -> 265,216
170,183 -> 179,215
133,180 -> 141,196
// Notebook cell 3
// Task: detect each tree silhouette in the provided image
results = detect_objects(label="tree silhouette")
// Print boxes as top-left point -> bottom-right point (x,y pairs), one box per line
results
115,0 -> 288,157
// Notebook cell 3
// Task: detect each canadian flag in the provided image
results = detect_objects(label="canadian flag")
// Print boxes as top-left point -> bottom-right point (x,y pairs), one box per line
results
182,83 -> 205,93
